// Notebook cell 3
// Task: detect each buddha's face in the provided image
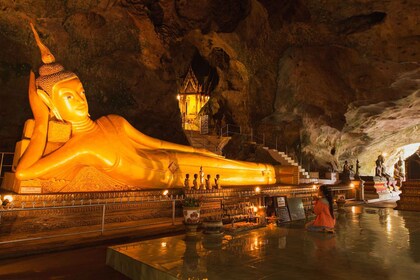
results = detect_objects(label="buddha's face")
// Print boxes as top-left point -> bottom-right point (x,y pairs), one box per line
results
52,77 -> 89,122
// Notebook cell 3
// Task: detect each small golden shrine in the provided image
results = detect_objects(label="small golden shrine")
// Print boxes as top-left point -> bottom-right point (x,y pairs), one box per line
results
177,67 -> 210,131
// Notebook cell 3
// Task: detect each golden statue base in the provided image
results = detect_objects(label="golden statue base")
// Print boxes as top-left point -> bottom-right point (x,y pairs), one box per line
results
1,166 -> 144,194
1,172 -> 42,194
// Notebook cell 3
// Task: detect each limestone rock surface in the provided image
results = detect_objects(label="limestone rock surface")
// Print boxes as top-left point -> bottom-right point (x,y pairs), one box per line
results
0,0 -> 419,175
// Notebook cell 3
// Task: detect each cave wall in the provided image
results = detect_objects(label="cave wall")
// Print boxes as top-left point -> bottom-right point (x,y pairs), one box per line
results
0,0 -> 419,175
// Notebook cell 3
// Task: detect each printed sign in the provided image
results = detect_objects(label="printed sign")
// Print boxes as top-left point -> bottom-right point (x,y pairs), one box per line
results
276,207 -> 291,223
276,196 -> 286,207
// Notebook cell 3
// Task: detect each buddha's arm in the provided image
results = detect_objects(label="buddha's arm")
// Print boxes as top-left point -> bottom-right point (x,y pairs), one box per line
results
15,71 -> 49,176
15,141 -> 91,180
112,115 -> 220,157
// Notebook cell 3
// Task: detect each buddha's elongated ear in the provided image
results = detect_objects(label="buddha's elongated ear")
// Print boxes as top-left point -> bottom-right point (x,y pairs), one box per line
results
36,89 -> 53,109
36,89 -> 63,121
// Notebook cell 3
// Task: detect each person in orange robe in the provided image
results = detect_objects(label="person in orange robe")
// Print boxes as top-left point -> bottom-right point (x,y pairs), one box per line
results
306,185 -> 335,232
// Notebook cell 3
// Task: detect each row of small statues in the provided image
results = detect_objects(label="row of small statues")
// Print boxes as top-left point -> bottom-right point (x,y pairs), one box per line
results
341,160 -> 360,181
342,156 -> 405,180
184,173 -> 221,190
375,155 -> 405,181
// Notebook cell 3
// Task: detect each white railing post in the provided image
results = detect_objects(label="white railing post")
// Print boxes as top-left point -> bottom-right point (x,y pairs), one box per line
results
172,200 -> 176,225
101,204 -> 106,235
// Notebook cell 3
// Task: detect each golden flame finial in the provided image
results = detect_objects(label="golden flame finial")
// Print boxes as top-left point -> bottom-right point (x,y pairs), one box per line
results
30,22 -> 55,64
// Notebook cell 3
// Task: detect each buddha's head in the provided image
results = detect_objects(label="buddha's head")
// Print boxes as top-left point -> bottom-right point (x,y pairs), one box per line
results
30,23 -> 89,123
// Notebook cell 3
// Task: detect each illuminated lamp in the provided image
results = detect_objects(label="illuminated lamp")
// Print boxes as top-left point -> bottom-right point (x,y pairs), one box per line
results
350,183 -> 355,188
2,195 -> 13,206
255,186 -> 261,193
176,94 -> 180,100
162,190 -> 169,196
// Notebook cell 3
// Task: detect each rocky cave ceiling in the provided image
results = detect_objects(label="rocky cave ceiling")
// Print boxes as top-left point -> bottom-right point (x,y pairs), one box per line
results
0,0 -> 418,174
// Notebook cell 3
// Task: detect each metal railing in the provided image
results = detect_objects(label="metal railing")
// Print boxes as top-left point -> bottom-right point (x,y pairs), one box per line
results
220,124 -> 241,137
220,126 -> 293,157
0,196 -> 182,245
185,130 -> 221,154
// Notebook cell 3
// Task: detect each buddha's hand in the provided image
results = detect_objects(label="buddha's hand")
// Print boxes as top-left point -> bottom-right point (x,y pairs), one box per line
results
28,71 -> 49,123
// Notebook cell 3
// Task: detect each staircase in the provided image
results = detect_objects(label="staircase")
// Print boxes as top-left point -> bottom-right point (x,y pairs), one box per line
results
265,148 -> 318,184
185,128 -> 318,184
185,130 -> 230,155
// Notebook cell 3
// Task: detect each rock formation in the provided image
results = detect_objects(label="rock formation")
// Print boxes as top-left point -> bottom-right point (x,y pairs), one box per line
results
0,0 -> 419,175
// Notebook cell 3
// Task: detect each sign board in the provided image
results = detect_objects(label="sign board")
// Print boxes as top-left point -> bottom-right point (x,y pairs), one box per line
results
275,207 -> 291,223
276,196 -> 286,207
265,196 -> 291,224
200,115 -> 209,135
287,197 -> 306,221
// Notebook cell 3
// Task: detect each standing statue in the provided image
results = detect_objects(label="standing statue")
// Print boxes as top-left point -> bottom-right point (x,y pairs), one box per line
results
355,159 -> 361,177
199,166 -> 205,190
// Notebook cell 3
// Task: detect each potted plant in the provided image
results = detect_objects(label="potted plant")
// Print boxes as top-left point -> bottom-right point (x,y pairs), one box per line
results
336,195 -> 346,211
182,197 -> 202,224
202,214 -> 223,235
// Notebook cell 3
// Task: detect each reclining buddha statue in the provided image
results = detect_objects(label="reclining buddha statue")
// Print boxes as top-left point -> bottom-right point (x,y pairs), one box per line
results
4,24 -> 289,193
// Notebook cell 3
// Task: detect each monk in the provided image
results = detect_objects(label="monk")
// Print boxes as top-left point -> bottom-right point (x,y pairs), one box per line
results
306,185 -> 335,233
15,24 -> 280,190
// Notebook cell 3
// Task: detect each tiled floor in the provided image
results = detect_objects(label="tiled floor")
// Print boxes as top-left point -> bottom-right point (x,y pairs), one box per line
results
108,205 -> 420,280
1,203 -> 419,280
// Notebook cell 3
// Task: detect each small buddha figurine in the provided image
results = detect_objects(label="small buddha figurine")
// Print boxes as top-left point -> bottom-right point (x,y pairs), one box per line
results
192,174 -> 199,190
205,174 -> 212,190
199,166 -> 205,189
214,174 -> 221,189
13,23 -> 282,192
342,160 -> 351,181
184,174 -> 190,190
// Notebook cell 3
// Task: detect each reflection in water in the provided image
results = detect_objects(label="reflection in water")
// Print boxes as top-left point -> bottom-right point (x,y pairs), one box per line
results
178,207 -> 420,279
111,207 -> 420,280
401,214 -> 420,263
181,237 -> 205,280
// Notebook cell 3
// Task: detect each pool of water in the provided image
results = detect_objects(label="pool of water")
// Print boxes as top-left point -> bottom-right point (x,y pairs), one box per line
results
107,206 -> 420,280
